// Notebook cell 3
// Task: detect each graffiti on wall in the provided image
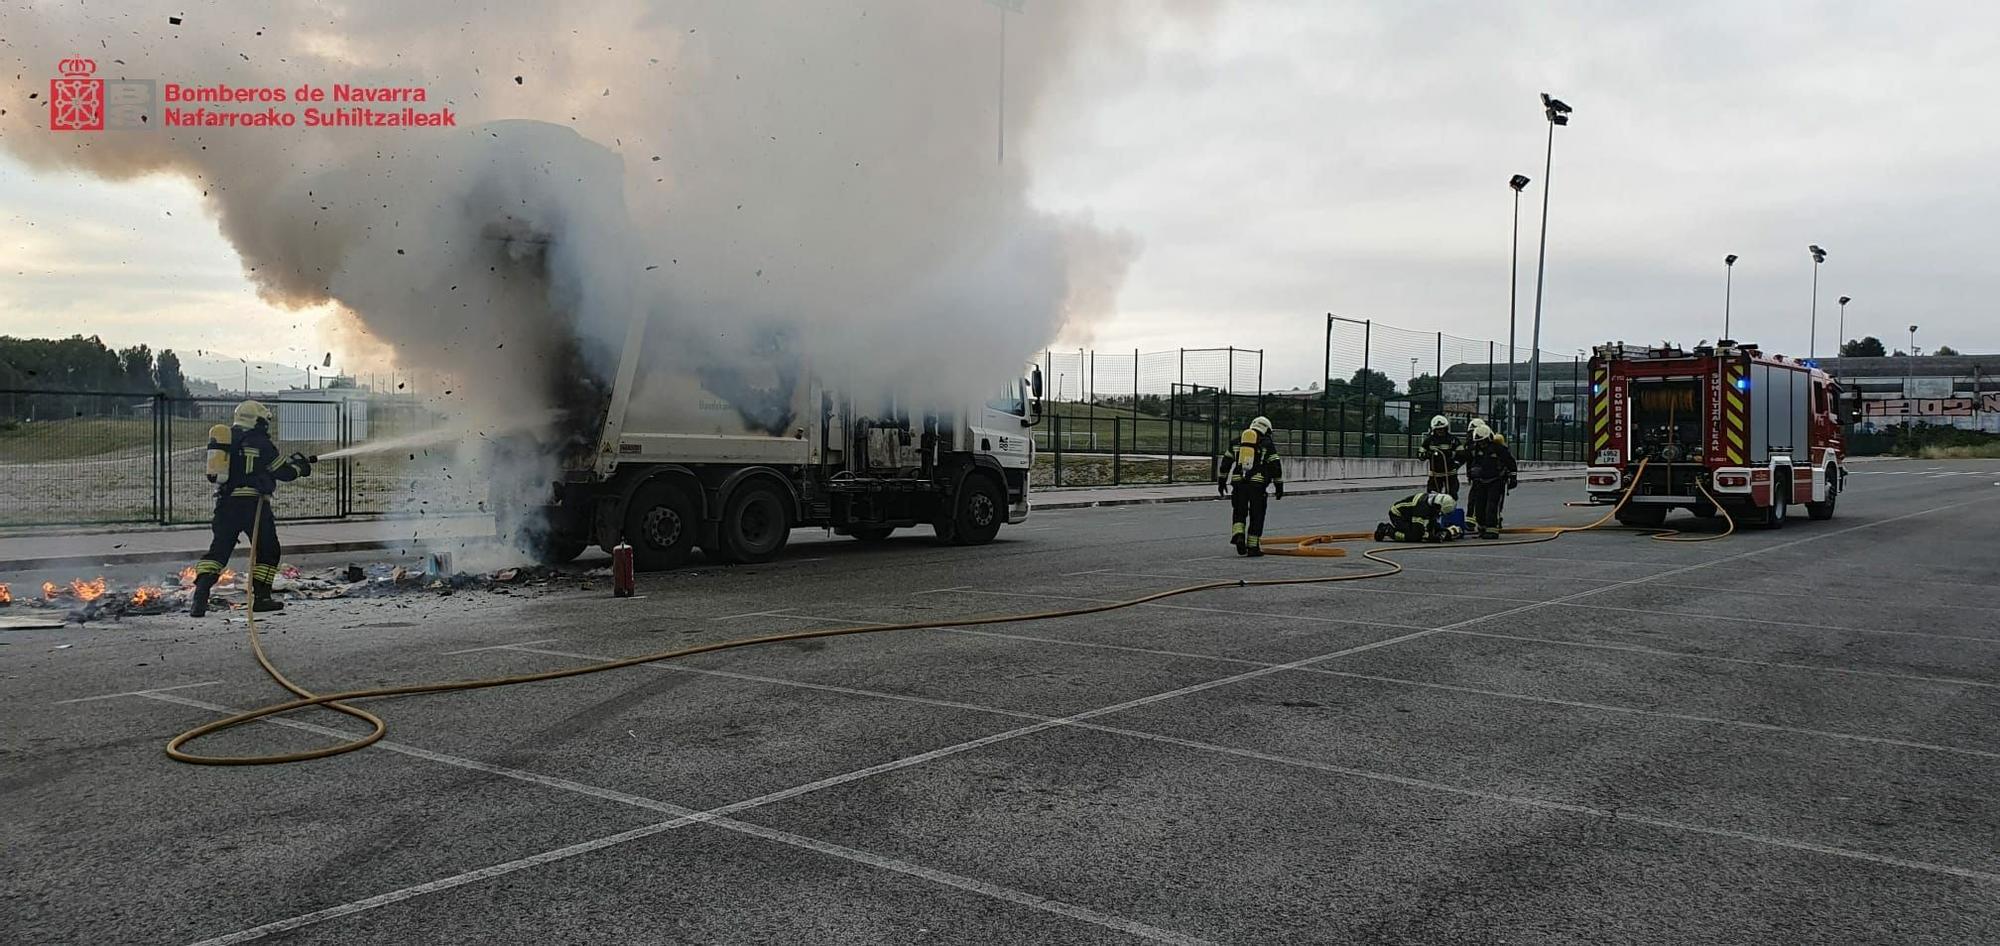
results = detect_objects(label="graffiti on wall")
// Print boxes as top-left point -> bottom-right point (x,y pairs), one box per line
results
1861,393 -> 2000,417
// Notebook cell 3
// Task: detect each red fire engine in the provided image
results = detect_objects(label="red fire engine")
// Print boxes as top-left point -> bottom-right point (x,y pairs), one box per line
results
1584,340 -> 1847,528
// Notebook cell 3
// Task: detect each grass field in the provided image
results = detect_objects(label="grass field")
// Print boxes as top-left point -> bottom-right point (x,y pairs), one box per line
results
0,416 -> 215,462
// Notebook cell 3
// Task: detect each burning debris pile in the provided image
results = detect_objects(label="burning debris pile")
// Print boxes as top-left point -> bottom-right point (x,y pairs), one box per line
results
0,563 -> 613,624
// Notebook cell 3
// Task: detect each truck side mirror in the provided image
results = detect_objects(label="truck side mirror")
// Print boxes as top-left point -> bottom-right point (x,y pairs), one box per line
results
1030,366 -> 1044,399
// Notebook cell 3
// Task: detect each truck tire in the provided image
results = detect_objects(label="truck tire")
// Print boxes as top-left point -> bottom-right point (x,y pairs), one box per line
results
1615,505 -> 1668,528
718,481 -> 791,564
1806,465 -> 1838,520
943,473 -> 1006,546
625,478 -> 698,570
1762,497 -> 1787,530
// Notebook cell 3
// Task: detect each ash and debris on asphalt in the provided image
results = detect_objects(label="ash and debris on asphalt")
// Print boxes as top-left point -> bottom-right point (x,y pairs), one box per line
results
0,562 -> 612,624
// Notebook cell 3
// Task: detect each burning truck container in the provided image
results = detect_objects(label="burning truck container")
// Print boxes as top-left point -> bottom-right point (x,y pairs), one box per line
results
1584,340 -> 1846,528
481,241 -> 1042,571
495,339 -> 1041,570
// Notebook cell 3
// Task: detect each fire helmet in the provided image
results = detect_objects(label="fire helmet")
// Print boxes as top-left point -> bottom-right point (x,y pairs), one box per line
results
1249,416 -> 1272,435
1429,415 -> 1449,431
233,400 -> 273,428
1432,492 -> 1457,514
1471,425 -> 1492,442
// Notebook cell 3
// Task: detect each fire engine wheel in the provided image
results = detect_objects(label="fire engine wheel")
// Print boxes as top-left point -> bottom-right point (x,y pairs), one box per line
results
625,479 -> 698,570
944,474 -> 1006,546
1762,498 -> 1788,530
718,481 -> 792,564
1615,505 -> 1668,528
1807,467 -> 1838,520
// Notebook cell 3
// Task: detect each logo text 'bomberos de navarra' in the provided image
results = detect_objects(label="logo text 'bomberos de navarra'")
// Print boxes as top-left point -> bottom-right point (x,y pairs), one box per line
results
51,57 -> 104,131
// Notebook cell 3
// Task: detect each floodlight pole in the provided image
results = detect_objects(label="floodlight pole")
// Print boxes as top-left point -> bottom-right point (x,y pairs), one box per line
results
1723,255 -> 1737,340
1526,110 -> 1563,458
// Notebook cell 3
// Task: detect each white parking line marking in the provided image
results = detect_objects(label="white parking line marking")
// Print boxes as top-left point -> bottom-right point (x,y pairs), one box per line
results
54,680 -> 222,705
172,489 -> 1997,942
1552,601 -> 2000,644
150,690 -> 1214,946
442,638 -> 559,655
489,644 -> 2000,882
1448,629 -> 2000,690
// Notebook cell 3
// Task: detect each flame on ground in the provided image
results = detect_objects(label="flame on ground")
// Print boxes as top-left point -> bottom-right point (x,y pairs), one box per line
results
131,586 -> 163,606
42,581 -> 59,599
178,566 -> 197,586
0,583 -> 11,605
71,577 -> 109,601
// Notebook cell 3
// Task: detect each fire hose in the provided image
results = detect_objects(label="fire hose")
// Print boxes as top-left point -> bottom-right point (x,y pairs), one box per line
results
165,459 -> 1730,766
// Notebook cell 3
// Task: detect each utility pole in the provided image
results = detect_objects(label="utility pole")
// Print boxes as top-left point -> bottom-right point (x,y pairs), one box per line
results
1526,92 -> 1572,458
1508,174 -> 1530,443
1723,254 -> 1738,340
1808,245 -> 1827,361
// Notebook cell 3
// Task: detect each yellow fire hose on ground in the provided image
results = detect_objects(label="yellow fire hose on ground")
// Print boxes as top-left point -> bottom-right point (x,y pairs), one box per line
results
167,460 -> 1730,767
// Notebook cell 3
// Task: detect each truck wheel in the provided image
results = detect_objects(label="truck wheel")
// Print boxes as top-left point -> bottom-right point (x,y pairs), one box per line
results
1763,498 -> 1787,530
1615,505 -> 1668,528
625,479 -> 697,570
946,474 -> 1006,546
845,526 -> 895,543
718,481 -> 791,564
1806,466 -> 1838,520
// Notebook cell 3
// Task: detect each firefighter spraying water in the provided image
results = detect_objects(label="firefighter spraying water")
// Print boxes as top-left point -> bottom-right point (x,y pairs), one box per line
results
188,401 -> 315,617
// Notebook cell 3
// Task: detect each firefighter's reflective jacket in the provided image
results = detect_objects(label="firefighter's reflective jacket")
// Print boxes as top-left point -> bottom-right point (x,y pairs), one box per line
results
206,423 -> 306,498
1463,439 -> 1518,484
1219,428 -> 1284,487
1390,491 -> 1453,522
1420,430 -> 1461,466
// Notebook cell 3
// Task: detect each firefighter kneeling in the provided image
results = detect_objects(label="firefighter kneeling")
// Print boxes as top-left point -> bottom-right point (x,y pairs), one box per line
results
189,400 -> 313,617
1374,490 -> 1464,543
1218,415 -> 1284,557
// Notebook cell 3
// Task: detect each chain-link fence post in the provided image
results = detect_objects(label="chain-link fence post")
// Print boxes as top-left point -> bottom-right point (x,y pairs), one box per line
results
1111,416 -> 1122,485
1361,319 -> 1373,458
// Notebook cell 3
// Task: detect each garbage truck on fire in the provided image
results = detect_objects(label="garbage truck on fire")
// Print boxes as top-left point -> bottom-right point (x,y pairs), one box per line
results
495,329 -> 1043,571
1583,340 -> 1846,528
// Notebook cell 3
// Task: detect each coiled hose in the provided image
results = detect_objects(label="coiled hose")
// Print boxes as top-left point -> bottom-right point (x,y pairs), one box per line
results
167,460 -> 1729,766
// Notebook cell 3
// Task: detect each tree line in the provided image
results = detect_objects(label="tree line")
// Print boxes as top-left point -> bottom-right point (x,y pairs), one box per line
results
1,335 -> 196,421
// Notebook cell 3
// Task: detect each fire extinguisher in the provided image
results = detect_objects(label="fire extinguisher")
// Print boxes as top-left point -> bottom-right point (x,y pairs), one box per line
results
611,542 -> 636,597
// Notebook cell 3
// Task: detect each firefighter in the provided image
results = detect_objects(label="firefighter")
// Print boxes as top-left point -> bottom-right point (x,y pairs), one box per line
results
1217,415 -> 1284,556
1373,490 -> 1460,543
1463,423 -> 1519,539
1419,415 -> 1461,497
189,401 -> 313,617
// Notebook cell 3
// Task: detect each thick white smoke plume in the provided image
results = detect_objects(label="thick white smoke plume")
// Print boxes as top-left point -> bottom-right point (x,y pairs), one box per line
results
1,0 -> 1171,425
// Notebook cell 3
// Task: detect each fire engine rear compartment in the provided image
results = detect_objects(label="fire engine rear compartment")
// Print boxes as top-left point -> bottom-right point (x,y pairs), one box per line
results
1626,376 -> 1709,503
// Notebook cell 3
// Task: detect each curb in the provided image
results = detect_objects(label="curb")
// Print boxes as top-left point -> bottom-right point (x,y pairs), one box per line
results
1031,471 -> 1582,510
5,473 -> 1584,570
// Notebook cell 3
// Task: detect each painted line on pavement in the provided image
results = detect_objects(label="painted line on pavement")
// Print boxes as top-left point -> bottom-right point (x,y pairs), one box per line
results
150,690 -> 1213,946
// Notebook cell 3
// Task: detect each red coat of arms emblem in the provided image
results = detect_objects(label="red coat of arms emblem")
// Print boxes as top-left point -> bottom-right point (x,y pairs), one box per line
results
51,58 -> 104,131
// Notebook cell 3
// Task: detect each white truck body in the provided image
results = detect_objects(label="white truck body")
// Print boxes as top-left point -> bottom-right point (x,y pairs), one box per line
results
504,315 -> 1042,569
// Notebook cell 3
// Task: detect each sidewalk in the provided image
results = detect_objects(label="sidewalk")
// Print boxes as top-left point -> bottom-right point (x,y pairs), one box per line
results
1032,467 -> 1580,509
2,469 -> 1582,570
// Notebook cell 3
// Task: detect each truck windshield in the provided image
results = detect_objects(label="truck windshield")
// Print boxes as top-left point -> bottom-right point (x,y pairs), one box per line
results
986,379 -> 1026,416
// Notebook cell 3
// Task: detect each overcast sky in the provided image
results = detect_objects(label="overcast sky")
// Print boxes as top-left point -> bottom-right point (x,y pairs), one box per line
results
5,1 -> 1997,389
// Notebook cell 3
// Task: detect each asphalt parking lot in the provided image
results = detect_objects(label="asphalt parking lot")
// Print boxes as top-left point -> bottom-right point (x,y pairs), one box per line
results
6,457 -> 1999,945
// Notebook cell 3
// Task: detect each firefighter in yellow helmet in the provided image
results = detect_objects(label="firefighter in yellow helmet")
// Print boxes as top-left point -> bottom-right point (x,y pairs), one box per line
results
1463,422 -> 1519,538
1419,414 -> 1462,498
1217,415 -> 1284,556
189,400 -> 314,617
